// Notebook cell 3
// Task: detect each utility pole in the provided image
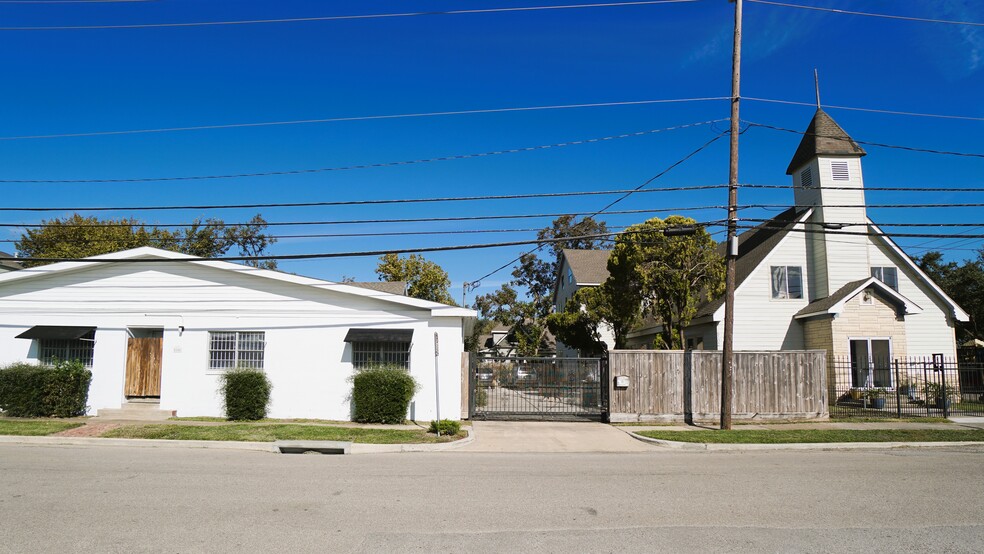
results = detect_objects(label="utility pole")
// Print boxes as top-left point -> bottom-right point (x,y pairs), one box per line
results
721,0 -> 742,431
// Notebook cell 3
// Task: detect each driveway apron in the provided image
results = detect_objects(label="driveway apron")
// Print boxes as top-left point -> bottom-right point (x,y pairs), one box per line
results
459,421 -> 656,453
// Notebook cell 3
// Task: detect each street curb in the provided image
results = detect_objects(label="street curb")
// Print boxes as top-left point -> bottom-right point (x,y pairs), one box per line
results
0,428 -> 473,454
624,430 -> 984,451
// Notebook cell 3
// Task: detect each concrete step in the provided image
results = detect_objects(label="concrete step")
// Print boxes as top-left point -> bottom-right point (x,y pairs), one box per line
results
97,402 -> 176,421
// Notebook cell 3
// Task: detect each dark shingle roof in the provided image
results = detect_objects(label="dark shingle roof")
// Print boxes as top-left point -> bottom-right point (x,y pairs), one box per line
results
794,278 -> 870,317
0,251 -> 22,271
348,281 -> 407,295
786,109 -> 866,175
695,207 -> 808,319
562,249 -> 612,284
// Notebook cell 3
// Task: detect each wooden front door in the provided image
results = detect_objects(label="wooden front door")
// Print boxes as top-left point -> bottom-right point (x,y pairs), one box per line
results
124,337 -> 163,397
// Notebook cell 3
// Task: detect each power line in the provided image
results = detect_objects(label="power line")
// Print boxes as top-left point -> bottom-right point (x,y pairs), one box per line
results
466,129 -> 730,286
747,0 -> 984,28
740,219 -> 984,228
0,120 -> 727,182
735,223 -> 984,241
1,205 -> 731,229
0,98 -> 728,141
0,1 -> 699,30
0,226 -> 633,244
0,185 -> 729,212
744,97 -> 984,122
0,226 -> 716,264
744,121 -> 984,159
744,203 -> 984,210
742,184 -> 984,193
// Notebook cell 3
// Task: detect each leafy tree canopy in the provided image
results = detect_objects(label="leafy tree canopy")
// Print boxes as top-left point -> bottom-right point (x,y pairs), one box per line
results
917,249 -> 984,342
375,253 -> 455,305
473,216 -> 609,356
16,213 -> 277,269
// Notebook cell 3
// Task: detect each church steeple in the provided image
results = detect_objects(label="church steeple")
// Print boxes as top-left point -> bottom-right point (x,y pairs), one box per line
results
786,109 -> 866,175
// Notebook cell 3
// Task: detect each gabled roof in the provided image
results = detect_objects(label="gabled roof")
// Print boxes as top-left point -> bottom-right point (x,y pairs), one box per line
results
561,249 -> 612,285
0,251 -> 22,271
696,207 -> 812,319
786,109 -> 866,175
0,247 -> 473,317
794,277 -> 922,319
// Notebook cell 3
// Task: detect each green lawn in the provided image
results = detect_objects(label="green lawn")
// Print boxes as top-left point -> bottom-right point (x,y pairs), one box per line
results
0,419 -> 84,436
637,428 -> 984,444
102,424 -> 464,444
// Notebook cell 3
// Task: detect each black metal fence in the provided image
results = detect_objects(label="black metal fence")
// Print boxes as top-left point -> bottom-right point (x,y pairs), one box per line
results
469,355 -> 606,420
831,355 -> 984,418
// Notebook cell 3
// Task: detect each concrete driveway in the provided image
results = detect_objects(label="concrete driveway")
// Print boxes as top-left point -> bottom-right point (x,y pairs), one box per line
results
459,421 -> 655,453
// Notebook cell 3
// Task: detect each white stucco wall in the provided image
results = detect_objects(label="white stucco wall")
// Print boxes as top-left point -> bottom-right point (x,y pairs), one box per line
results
0,261 -> 468,420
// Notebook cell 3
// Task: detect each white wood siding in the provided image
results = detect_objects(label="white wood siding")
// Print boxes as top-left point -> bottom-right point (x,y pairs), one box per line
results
866,239 -> 958,358
727,223 -> 811,350
0,262 -> 465,420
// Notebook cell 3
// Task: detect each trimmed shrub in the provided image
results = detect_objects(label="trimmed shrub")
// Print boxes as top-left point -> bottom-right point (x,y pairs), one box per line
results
428,419 -> 461,435
351,365 -> 418,424
220,367 -> 272,421
0,360 -> 92,418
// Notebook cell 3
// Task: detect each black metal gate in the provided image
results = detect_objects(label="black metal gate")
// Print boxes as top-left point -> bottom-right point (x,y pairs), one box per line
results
469,355 -> 608,420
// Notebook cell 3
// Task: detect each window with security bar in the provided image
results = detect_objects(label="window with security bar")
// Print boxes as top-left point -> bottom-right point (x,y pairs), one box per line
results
352,341 -> 410,370
39,330 -> 95,367
209,331 -> 265,370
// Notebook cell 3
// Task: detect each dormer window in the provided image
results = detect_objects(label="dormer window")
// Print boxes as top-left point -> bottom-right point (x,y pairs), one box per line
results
830,160 -> 850,181
799,167 -> 814,188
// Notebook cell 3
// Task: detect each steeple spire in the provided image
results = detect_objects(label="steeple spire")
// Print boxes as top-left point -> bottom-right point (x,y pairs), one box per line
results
785,109 -> 866,175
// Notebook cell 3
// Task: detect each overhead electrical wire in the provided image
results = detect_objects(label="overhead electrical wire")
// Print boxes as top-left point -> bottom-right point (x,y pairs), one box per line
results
743,121 -> 984,159
0,205 -> 731,229
744,97 -> 984,123
0,1 -> 699,31
747,0 -> 984,28
466,129 -> 731,287
0,99 -> 729,141
0,120 -> 727,183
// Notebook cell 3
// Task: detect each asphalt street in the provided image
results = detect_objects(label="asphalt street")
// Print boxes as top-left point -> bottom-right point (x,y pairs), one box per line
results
2,444 -> 983,553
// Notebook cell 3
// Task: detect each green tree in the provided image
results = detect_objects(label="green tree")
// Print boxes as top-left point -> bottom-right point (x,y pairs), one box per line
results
917,249 -> 984,342
621,215 -> 724,349
474,216 -> 610,356
375,253 -> 455,305
549,215 -> 723,352
16,213 -> 277,269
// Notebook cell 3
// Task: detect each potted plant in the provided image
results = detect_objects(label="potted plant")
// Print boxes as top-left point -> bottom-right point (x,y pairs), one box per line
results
849,388 -> 863,401
864,387 -> 887,409
925,383 -> 954,410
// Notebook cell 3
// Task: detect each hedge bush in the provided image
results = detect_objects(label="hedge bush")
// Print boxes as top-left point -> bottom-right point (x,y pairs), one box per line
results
428,419 -> 461,435
0,360 -> 92,418
351,365 -> 418,424
220,367 -> 272,421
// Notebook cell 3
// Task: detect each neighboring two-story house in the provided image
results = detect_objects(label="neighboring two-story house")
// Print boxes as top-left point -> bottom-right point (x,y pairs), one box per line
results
553,248 -> 614,357
554,109 -> 969,389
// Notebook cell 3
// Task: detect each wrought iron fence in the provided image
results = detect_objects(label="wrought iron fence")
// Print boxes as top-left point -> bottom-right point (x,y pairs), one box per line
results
469,355 -> 606,420
830,355 -> 984,418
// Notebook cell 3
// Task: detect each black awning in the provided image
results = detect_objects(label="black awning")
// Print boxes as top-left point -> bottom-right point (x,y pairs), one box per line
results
343,328 -> 413,343
15,326 -> 96,340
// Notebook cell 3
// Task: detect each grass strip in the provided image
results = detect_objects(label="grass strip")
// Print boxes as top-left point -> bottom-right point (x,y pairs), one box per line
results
0,419 -> 84,436
102,423 -> 464,444
637,428 -> 984,444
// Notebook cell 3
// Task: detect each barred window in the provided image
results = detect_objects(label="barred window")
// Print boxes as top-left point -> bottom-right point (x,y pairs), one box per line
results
209,331 -> 265,370
352,341 -> 410,370
39,330 -> 95,367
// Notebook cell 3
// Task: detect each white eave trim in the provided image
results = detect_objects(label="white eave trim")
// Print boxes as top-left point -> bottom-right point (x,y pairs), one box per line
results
867,221 -> 970,322
0,246 -> 477,318
793,277 -> 923,319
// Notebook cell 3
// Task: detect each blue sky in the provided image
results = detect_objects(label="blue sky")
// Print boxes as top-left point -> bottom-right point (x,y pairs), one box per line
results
0,0 -> 981,304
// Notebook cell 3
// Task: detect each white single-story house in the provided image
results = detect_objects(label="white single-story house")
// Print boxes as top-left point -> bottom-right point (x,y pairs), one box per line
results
0,247 -> 475,421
